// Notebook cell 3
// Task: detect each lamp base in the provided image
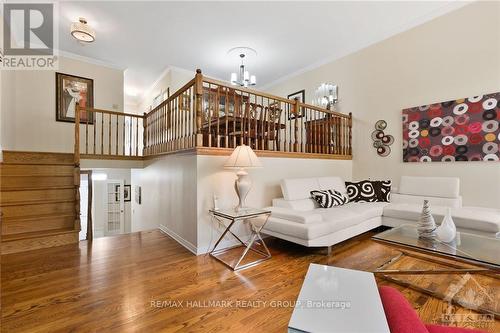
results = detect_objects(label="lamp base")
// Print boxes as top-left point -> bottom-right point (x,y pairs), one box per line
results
235,169 -> 251,211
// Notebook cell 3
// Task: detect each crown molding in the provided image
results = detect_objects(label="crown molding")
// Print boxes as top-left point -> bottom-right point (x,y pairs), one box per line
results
58,50 -> 126,71
260,1 -> 471,91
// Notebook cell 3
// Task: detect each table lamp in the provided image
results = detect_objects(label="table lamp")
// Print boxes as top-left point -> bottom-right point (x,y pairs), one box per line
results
224,144 -> 262,210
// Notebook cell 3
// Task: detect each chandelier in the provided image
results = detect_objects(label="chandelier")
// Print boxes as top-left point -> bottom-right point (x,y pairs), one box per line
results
229,48 -> 257,87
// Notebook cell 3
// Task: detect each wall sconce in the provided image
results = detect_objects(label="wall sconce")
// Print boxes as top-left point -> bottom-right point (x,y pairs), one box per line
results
313,83 -> 338,110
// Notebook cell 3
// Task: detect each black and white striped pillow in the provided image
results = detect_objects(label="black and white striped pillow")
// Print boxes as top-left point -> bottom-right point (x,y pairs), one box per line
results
345,181 -> 378,202
310,189 -> 349,208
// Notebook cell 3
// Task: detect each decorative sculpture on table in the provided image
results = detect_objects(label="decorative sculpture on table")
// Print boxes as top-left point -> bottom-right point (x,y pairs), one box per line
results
417,200 -> 436,239
372,120 -> 394,157
436,208 -> 457,243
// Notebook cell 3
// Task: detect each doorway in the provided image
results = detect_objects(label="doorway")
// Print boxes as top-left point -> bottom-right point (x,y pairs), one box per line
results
79,170 -> 93,241
86,168 -> 133,239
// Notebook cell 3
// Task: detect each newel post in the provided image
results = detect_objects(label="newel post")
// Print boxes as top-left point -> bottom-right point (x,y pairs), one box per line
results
143,112 -> 147,156
74,103 -> 80,165
293,99 -> 300,152
348,112 -> 353,156
74,103 -> 81,232
194,69 -> 203,147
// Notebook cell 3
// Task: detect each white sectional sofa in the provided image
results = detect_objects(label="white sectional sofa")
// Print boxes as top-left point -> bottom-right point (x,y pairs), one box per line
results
262,176 -> 500,248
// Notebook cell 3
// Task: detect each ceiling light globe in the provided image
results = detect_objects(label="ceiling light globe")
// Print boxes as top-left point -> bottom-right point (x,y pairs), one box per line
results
71,18 -> 95,43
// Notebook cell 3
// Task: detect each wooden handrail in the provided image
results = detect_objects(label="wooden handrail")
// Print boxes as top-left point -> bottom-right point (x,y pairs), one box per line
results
298,102 -> 349,118
202,76 -> 292,104
81,107 -> 144,119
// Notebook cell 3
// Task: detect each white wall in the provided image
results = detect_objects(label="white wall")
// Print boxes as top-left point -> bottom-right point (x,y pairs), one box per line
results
1,56 -> 124,153
267,2 -> 500,208
90,168 -> 132,238
131,153 -> 198,251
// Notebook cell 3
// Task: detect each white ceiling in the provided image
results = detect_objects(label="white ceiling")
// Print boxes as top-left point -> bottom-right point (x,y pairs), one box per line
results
58,1 -> 468,100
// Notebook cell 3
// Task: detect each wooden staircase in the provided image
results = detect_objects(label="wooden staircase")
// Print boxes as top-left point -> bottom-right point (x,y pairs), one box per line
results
1,151 -> 80,254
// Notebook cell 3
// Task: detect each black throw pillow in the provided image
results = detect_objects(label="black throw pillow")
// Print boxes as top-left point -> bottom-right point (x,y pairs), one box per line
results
371,180 -> 392,202
345,181 -> 378,202
310,189 -> 349,208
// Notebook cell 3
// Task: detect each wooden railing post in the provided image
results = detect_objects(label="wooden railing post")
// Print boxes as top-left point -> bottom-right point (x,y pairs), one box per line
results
143,112 -> 147,156
348,112 -> 353,156
74,103 -> 81,232
293,100 -> 300,152
194,69 -> 203,147
74,103 -> 80,165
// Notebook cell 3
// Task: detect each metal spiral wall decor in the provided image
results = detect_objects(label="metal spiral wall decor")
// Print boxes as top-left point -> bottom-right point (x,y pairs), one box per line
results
372,120 -> 394,157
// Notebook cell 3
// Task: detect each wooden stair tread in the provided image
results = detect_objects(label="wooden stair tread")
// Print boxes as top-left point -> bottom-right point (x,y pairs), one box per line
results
2,228 -> 77,242
1,174 -> 74,177
0,150 -> 79,253
1,151 -> 74,165
2,212 -> 76,222
0,198 -> 75,207
1,185 -> 75,191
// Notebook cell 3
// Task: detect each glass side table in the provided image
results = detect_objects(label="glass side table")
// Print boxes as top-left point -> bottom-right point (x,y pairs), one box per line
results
209,208 -> 272,271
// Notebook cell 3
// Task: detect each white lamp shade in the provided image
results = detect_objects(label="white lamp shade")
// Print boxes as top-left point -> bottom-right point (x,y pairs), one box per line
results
224,144 -> 262,169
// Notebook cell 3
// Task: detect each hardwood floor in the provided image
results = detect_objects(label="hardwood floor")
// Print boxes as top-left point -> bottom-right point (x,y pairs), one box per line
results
1,229 -> 498,332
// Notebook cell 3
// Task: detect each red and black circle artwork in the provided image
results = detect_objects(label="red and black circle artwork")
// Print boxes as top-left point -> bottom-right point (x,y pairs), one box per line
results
372,120 -> 394,157
402,92 -> 499,162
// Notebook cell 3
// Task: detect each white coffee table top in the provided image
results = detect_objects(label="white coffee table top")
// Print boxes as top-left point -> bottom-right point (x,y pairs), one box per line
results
288,264 -> 390,333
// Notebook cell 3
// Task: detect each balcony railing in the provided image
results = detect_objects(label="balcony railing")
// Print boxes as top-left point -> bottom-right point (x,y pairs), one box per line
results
75,69 -> 352,163
74,107 -> 144,161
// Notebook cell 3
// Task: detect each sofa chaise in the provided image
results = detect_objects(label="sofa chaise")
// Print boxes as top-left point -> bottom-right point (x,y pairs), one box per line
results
262,176 -> 500,249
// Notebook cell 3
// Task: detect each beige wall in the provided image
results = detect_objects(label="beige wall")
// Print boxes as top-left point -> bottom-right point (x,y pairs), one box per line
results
131,153 -> 351,254
131,153 -> 198,252
137,67 -> 195,114
1,56 -> 124,153
196,155 -> 352,254
267,2 -> 500,208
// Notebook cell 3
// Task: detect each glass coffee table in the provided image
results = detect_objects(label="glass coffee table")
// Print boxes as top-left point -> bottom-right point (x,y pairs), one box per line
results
373,224 -> 500,271
372,225 -> 499,319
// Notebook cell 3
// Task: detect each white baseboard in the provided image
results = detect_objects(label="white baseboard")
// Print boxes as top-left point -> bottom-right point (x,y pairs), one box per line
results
197,232 -> 270,255
158,224 -> 197,255
159,224 -> 271,256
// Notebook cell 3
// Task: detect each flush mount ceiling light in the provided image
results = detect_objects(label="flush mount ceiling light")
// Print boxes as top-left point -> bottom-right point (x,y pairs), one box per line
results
228,47 -> 257,87
71,17 -> 95,43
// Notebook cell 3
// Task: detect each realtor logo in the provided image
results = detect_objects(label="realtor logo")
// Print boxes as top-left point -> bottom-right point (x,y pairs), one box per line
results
1,2 -> 58,69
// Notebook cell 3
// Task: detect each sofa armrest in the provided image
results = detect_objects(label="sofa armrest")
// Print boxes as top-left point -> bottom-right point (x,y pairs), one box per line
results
390,193 -> 462,208
268,207 -> 322,224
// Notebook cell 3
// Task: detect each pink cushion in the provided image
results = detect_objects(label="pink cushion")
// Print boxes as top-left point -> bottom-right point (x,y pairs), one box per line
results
379,286 -> 429,333
426,324 -> 488,333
